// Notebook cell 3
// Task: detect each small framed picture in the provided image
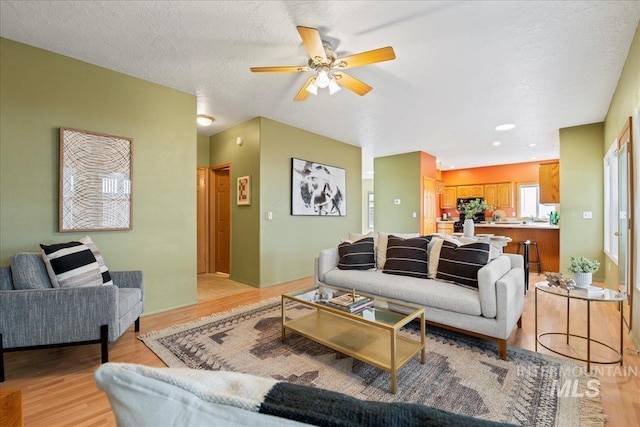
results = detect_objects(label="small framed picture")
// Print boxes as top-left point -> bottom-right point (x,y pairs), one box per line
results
237,175 -> 251,205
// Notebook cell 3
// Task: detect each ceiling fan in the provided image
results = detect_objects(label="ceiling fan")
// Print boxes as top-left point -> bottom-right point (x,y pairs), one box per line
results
250,26 -> 396,101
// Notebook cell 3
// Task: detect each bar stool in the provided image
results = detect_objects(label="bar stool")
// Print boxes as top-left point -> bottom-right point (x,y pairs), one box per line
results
517,240 -> 542,274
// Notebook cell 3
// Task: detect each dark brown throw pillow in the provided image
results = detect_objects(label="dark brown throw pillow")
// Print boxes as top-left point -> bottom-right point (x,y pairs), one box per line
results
337,237 -> 376,270
436,240 -> 491,288
382,235 -> 432,279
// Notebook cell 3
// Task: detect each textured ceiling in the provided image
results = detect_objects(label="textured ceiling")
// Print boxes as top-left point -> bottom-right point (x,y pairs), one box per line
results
1,1 -> 639,175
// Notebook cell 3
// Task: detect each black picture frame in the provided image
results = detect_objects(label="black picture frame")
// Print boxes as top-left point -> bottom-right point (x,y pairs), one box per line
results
291,158 -> 346,216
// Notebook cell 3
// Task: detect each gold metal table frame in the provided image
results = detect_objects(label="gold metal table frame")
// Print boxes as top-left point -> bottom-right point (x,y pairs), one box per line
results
281,285 -> 426,394
535,281 -> 625,371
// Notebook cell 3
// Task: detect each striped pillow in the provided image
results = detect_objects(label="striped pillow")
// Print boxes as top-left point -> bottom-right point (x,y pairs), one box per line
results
80,236 -> 114,286
383,235 -> 431,279
337,237 -> 375,270
40,241 -> 104,288
436,240 -> 491,289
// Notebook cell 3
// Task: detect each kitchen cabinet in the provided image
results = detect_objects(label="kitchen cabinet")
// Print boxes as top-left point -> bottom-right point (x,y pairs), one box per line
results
455,185 -> 483,199
484,183 -> 513,208
440,186 -> 456,208
539,162 -> 560,204
469,185 -> 484,198
497,182 -> 514,207
436,221 -> 454,235
456,186 -> 469,198
484,184 -> 497,207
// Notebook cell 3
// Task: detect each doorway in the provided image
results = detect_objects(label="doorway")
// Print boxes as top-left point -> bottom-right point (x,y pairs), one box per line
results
617,117 -> 634,330
196,168 -> 209,274
422,177 -> 436,235
209,166 -> 231,274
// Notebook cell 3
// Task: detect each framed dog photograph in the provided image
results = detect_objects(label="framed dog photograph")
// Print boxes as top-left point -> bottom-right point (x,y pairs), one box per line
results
291,158 -> 346,216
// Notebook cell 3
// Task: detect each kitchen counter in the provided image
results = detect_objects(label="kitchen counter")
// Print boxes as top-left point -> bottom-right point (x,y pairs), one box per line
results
473,224 -> 559,272
476,222 -> 559,230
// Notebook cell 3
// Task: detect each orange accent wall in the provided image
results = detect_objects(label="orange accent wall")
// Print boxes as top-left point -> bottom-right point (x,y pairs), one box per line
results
438,160 -> 558,219
441,160 -> 544,185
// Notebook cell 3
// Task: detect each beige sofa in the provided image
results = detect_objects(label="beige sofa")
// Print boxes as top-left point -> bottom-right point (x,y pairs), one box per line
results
314,237 -> 525,360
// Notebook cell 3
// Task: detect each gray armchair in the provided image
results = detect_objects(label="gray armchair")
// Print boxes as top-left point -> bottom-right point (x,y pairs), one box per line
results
0,253 -> 144,382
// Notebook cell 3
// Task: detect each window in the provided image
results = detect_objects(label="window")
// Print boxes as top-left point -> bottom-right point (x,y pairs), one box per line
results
604,142 -> 618,262
518,184 -> 554,218
367,192 -> 374,229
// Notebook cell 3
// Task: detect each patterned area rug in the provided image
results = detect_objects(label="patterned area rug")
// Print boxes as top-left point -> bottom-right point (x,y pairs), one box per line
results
139,298 -> 605,427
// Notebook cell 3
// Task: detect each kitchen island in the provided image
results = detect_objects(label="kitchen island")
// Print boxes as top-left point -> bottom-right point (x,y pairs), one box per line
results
473,222 -> 559,272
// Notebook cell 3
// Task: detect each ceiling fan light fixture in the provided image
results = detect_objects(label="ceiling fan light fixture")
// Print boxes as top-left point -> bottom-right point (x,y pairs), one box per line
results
316,68 -> 331,88
197,114 -> 214,126
306,79 -> 318,95
328,78 -> 342,95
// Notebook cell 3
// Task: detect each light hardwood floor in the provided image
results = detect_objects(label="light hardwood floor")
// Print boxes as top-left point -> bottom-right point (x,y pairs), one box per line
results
1,273 -> 639,426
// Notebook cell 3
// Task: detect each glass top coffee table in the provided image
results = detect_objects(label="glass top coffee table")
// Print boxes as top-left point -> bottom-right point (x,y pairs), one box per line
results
282,284 -> 425,394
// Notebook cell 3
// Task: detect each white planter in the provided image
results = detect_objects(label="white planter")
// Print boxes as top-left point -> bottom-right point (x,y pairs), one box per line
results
463,218 -> 475,238
573,272 -> 593,288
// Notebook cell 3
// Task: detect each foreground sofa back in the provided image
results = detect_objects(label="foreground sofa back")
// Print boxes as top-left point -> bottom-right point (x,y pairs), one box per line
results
315,248 -> 525,360
0,253 -> 144,381
95,363 -> 516,427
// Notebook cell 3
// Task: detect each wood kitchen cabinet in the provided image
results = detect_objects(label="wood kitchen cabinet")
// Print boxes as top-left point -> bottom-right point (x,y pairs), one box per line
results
455,185 -> 483,199
440,186 -> 457,208
456,186 -> 469,198
469,185 -> 484,198
436,221 -> 454,235
484,182 -> 514,208
539,162 -> 560,204
497,182 -> 514,207
484,184 -> 497,207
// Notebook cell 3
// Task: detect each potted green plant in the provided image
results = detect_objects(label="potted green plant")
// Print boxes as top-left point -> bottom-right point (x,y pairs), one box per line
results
460,198 -> 493,237
568,256 -> 600,287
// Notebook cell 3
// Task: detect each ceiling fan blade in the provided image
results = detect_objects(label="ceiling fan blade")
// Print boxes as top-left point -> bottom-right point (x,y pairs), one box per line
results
294,76 -> 316,101
333,72 -> 372,96
250,66 -> 310,73
297,26 -> 327,63
336,46 -> 396,69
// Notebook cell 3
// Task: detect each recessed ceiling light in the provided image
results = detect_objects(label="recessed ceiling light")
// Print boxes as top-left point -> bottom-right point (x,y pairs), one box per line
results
530,156 -> 537,160
528,143 -> 537,147
495,123 -> 516,131
492,141 -> 501,146
197,114 -> 215,126
449,165 -> 455,169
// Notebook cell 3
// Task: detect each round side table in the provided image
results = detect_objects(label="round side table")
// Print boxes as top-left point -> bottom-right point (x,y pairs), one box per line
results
534,281 -> 626,371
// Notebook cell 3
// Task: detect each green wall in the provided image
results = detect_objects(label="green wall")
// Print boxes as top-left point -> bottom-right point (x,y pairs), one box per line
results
259,118 -> 361,286
197,134 -> 210,167
208,117 -> 361,287
374,152 -> 422,233
603,22 -> 640,345
558,123 -> 605,281
0,38 -> 197,314
209,118 -> 262,286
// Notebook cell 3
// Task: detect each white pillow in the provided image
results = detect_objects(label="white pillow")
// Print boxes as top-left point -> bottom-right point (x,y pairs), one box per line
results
376,232 -> 419,270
